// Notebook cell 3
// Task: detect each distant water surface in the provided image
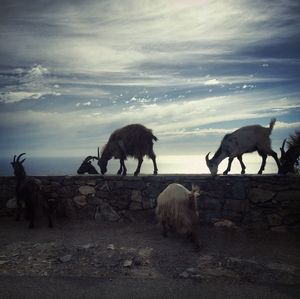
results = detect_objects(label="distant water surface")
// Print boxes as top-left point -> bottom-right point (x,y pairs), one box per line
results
0,154 -> 278,176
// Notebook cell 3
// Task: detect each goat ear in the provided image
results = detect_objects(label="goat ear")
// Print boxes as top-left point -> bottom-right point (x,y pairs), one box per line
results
192,184 -> 200,193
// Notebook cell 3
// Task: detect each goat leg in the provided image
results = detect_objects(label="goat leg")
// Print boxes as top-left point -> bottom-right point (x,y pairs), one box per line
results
120,159 -> 127,176
134,157 -> 143,176
258,152 -> 267,174
46,203 -> 53,228
28,207 -> 35,229
117,161 -> 123,175
15,198 -> 22,221
223,157 -> 234,175
48,213 -> 53,228
149,152 -> 158,175
187,231 -> 201,251
237,155 -> 246,174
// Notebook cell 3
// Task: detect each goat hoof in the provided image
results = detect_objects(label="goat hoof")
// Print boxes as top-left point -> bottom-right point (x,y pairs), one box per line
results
134,172 -> 139,176
223,171 -> 228,175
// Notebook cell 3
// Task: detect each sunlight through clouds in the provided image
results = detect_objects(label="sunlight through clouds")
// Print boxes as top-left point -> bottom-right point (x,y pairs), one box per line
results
0,0 -> 299,167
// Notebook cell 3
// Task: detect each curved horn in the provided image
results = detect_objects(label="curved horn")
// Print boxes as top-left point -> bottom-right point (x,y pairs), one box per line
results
16,153 -> 26,162
13,155 -> 16,163
280,139 -> 287,158
281,138 -> 287,150
83,156 -> 94,163
97,147 -> 100,159
205,152 -> 211,164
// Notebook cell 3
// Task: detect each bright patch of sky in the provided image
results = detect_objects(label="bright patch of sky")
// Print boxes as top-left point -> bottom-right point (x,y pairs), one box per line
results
0,0 -> 299,174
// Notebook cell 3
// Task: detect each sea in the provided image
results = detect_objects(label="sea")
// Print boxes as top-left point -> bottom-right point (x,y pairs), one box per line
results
0,154 -> 278,176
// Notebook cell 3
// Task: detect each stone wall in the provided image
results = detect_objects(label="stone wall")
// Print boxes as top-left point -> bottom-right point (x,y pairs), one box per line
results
0,175 -> 299,232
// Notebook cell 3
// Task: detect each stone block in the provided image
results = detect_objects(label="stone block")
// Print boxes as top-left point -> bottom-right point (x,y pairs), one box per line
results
60,197 -> 76,218
198,196 -> 222,210
129,201 -> 143,211
79,185 -> 95,195
87,180 -> 97,186
51,182 -> 61,188
198,209 -> 222,223
275,191 -> 300,203
109,192 -> 131,210
88,197 -> 103,205
131,190 -> 142,202
283,214 -> 300,225
271,226 -> 287,233
73,195 -> 87,207
224,199 -> 249,212
142,197 -> 156,209
249,188 -> 275,203
95,203 -> 120,221
231,181 -> 247,200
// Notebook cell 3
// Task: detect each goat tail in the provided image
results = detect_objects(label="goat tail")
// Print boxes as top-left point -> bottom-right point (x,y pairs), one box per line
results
269,118 -> 276,134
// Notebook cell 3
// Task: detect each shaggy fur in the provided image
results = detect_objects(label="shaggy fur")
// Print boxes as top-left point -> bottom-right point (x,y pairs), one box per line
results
156,183 -> 201,249
98,124 -> 158,176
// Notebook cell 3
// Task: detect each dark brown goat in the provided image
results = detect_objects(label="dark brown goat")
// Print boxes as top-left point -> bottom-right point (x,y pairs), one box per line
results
77,156 -> 99,174
11,153 -> 53,228
279,131 -> 300,174
98,124 -> 158,176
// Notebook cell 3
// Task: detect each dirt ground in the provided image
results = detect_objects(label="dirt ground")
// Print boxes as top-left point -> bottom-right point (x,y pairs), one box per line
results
0,211 -> 299,289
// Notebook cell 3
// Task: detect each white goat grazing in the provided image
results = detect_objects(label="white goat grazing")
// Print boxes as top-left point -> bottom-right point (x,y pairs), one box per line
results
205,118 -> 281,175
156,183 -> 201,249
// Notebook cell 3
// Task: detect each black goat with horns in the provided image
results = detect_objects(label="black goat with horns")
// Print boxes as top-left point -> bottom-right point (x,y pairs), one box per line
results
11,153 -> 53,228
279,131 -> 300,174
77,156 -> 99,174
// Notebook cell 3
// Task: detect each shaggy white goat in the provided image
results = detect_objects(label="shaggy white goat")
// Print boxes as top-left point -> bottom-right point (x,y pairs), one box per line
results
205,118 -> 281,175
156,183 -> 201,249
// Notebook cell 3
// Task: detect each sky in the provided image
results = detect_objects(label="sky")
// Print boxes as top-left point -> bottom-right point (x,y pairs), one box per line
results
0,0 -> 299,164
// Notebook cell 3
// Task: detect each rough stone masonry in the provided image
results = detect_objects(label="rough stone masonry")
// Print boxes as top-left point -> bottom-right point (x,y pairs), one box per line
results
0,175 -> 299,232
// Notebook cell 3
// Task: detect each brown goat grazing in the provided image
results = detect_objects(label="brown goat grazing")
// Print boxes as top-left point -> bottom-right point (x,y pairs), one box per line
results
98,124 -> 158,176
156,183 -> 201,250
11,153 -> 53,228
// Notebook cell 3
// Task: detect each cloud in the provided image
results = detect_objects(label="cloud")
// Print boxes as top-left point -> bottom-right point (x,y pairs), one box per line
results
0,65 -> 58,103
204,78 -> 220,86
0,0 -> 299,158
275,121 -> 300,129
